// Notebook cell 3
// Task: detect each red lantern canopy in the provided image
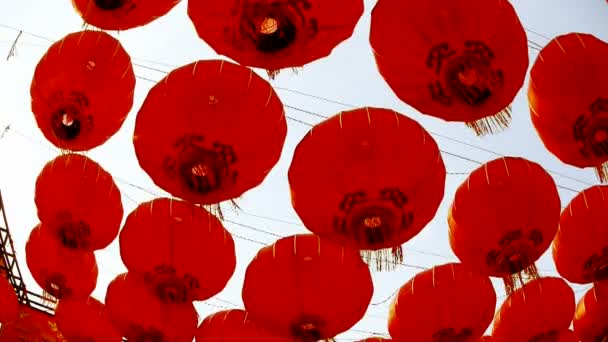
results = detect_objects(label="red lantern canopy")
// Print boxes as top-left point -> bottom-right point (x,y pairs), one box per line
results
120,198 -> 236,303
188,0 -> 364,77
105,272 -> 198,342
35,154 -> 123,251
288,107 -> 446,270
388,263 -> 496,342
30,30 -> 135,151
448,157 -> 561,293
133,60 -> 287,205
54,297 -> 122,342
242,234 -> 373,341
554,185 -> 608,284
0,276 -> 19,323
529,33 -> 608,182
370,0 -> 528,136
492,277 -> 575,342
25,224 -> 98,300
573,283 -> 608,342
72,0 -> 181,31
195,309 -> 291,341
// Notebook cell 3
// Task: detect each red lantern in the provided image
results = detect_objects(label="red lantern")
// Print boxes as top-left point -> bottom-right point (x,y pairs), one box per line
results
492,277 -> 575,342
448,157 -> 561,293
388,263 -> 496,342
242,234 -> 373,341
554,185 -> 608,284
72,0 -> 181,30
529,33 -> 608,182
188,0 -> 364,77
133,60 -> 287,205
288,107 -> 446,270
25,224 -> 98,300
54,297 -> 122,342
370,0 -> 528,135
30,30 -> 135,151
573,283 -> 608,342
0,276 -> 19,323
35,154 -> 123,251
195,309 -> 291,341
357,338 -> 392,342
0,306 -> 66,342
120,198 -> 236,303
479,337 -> 493,342
105,272 -> 198,342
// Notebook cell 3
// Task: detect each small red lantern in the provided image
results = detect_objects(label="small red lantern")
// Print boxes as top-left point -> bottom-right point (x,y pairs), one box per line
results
196,309 -> 290,341
72,0 -> 181,30
54,297 -> 122,342
0,276 -> 19,323
573,283 -> 608,342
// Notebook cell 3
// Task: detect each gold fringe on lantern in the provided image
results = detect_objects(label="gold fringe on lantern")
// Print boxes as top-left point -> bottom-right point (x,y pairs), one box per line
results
465,105 -> 512,136
361,246 -> 403,272
595,161 -> 608,183
503,263 -> 540,295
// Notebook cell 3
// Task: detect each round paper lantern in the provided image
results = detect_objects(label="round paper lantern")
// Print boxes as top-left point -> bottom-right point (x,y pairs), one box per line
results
35,153 -> 123,251
370,0 -> 528,135
54,297 -> 122,342
492,277 -> 575,342
242,234 -> 373,341
288,107 -> 446,270
388,263 -> 496,342
25,225 -> 98,300
188,0 -> 364,77
529,33 -> 608,182
31,30 -> 135,151
105,272 -> 198,342
0,276 -> 19,323
0,306 -> 65,342
120,198 -> 236,303
448,157 -> 561,293
72,0 -> 181,30
133,60 -> 287,205
554,185 -> 608,284
573,283 -> 608,342
196,309 -> 290,341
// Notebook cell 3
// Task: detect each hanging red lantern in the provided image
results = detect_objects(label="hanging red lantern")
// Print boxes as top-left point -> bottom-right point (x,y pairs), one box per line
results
388,263 -> 496,342
288,107 -> 445,270
35,153 -> 123,251
0,306 -> 66,342
357,338 -> 392,342
0,276 -> 19,323
479,336 -> 493,342
133,60 -> 287,205
188,0 -> 364,77
370,0 -> 528,135
529,33 -> 608,181
120,198 -> 236,303
72,0 -> 181,31
30,30 -> 135,151
448,157 -> 561,293
196,309 -> 291,341
105,272 -> 198,342
573,283 -> 608,342
25,224 -> 98,300
242,234 -> 373,341
492,277 -> 575,342
54,297 -> 122,342
553,185 -> 608,284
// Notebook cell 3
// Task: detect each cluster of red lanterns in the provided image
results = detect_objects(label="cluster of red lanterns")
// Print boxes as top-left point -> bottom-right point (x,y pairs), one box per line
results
0,0 -> 605,341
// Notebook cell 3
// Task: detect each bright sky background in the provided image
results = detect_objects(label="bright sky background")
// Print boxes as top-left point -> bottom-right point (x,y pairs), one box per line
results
0,0 -> 607,340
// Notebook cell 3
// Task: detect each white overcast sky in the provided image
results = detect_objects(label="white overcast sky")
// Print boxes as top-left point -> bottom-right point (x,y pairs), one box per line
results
0,0 -> 607,340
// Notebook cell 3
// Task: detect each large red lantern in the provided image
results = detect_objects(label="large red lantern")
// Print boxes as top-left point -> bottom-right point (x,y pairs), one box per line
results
529,33 -> 608,181
554,185 -> 608,284
54,297 -> 122,342
492,277 -> 575,342
573,283 -> 608,342
105,272 -> 198,342
133,60 -> 287,205
25,225 -> 98,300
388,263 -> 496,342
288,107 -> 446,270
0,306 -> 66,342
242,234 -> 373,341
72,0 -> 181,30
0,276 -> 19,323
195,309 -> 290,341
120,198 -> 236,303
448,157 -> 561,293
30,30 -> 135,151
370,0 -> 528,136
188,0 -> 364,77
35,154 -> 123,251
